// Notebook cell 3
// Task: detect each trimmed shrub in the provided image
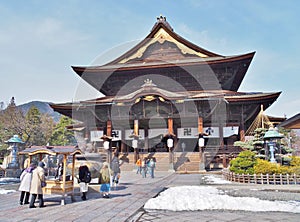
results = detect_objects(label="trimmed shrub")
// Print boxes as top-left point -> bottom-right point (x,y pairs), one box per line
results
229,150 -> 257,174
254,159 -> 280,174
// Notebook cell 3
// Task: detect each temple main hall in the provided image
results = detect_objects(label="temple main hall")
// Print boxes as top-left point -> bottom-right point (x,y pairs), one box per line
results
51,16 -> 280,171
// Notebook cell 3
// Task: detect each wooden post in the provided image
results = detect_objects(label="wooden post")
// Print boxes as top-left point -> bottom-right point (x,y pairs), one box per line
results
134,119 -> 139,136
198,117 -> 203,134
106,120 -> 112,163
168,117 -> 174,171
240,105 -> 245,142
198,117 -> 206,171
222,154 -> 227,168
133,119 -> 139,164
71,154 -> 76,201
107,120 -> 112,137
168,118 -> 173,135
61,154 -> 67,205
239,128 -> 245,142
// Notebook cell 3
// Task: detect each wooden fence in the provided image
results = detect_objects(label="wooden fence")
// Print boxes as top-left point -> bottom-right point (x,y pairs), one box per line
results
222,169 -> 300,185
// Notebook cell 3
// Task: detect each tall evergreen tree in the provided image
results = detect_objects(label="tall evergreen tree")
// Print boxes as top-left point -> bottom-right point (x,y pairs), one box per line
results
49,115 -> 75,146
24,106 -> 45,145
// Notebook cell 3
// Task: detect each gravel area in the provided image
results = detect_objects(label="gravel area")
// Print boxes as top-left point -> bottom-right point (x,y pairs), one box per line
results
219,188 -> 300,202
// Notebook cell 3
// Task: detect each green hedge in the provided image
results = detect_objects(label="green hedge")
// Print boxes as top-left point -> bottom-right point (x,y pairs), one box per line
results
229,151 -> 300,175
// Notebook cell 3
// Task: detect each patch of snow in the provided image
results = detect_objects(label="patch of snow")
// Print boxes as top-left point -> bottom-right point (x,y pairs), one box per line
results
0,189 -> 16,195
0,177 -> 20,185
202,175 -> 231,184
144,186 -> 300,213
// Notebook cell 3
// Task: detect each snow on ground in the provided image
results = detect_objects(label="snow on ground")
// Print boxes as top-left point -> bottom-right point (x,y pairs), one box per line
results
202,175 -> 231,184
0,177 -> 19,185
0,189 -> 16,194
144,186 -> 300,213
0,177 -> 19,194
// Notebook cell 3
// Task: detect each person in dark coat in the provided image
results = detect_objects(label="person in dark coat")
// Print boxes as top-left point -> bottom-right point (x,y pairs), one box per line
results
55,162 -> 63,180
78,164 -> 90,200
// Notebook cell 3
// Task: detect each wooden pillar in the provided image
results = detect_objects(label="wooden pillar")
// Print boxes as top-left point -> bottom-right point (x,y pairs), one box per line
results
134,120 -> 139,136
106,120 -> 112,137
168,118 -> 173,134
121,128 -> 126,154
219,123 -> 224,149
144,127 -> 149,152
106,120 -> 112,163
133,119 -> 139,164
240,105 -> 245,142
61,154 -> 67,205
168,117 -> 175,171
198,116 -> 206,171
240,128 -> 245,142
222,153 -> 227,168
198,117 -> 203,134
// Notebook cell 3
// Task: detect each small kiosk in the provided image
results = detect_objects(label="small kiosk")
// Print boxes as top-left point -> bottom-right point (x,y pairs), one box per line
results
19,145 -> 82,205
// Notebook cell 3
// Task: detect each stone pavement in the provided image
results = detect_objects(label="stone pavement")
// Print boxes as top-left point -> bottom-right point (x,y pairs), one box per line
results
0,172 -> 299,222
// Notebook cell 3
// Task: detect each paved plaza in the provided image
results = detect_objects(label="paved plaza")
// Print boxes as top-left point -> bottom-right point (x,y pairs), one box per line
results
0,172 -> 299,222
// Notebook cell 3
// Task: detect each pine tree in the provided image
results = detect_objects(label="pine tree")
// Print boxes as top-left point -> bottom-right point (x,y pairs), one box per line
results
49,115 -> 75,146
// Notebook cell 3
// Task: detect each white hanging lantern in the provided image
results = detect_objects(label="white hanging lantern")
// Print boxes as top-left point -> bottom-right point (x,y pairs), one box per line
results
103,141 -> 110,150
132,139 -> 138,149
198,138 -> 205,147
167,138 -> 173,148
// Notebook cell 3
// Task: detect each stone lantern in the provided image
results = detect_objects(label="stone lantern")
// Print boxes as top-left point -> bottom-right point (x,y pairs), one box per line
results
6,135 -> 24,169
263,127 -> 283,163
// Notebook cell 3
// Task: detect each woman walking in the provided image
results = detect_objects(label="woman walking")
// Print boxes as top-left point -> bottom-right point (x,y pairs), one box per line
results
99,162 -> 112,198
110,152 -> 121,189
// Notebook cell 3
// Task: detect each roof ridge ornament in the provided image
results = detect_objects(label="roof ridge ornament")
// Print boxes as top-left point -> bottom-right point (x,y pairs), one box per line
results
152,14 -> 173,31
142,79 -> 157,88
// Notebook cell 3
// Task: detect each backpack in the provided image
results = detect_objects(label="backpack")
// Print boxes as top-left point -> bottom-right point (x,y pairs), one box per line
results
84,171 -> 92,183
149,160 -> 155,167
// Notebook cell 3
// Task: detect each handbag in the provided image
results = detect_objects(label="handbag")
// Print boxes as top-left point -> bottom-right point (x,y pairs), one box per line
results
41,181 -> 47,188
79,182 -> 88,192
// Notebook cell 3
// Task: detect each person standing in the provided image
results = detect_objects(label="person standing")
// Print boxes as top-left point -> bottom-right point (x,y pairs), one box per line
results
136,158 -> 142,174
18,161 -> 37,205
141,158 -> 147,178
110,152 -> 120,189
148,158 -> 156,178
29,161 -> 46,208
55,162 -> 63,180
99,162 -> 112,198
78,164 -> 91,201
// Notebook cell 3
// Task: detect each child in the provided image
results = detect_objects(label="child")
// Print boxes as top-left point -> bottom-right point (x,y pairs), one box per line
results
98,162 -> 112,198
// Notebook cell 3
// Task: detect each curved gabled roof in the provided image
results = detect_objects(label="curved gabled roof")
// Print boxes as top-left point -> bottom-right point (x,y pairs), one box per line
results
106,15 -> 221,65
18,146 -> 82,156
71,16 -> 255,95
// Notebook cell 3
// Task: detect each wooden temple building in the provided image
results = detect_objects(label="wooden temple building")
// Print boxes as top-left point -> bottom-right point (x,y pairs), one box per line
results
51,16 -> 280,171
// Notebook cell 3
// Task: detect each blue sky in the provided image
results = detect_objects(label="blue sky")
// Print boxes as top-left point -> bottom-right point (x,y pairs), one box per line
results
0,0 -> 299,118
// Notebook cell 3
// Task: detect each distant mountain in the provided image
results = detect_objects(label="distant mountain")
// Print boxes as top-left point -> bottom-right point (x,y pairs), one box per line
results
18,101 -> 61,122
